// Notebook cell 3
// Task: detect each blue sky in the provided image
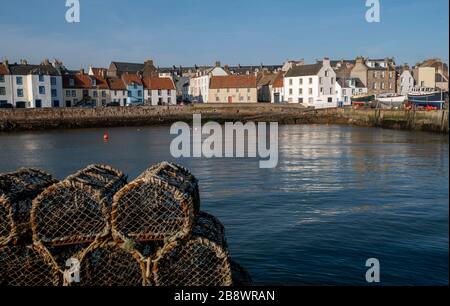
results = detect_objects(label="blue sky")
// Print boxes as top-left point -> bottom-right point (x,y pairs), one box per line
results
0,0 -> 448,69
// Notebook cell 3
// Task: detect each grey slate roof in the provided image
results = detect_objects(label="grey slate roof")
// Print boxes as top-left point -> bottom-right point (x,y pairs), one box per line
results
8,64 -> 60,76
285,63 -> 322,77
112,62 -> 145,73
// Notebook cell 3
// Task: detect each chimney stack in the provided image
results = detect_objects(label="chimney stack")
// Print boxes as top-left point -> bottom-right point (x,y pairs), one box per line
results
80,68 -> 85,75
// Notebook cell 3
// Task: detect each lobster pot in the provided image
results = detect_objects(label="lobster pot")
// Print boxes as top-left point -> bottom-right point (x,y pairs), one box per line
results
137,162 -> 200,214
151,212 -> 232,286
0,244 -> 60,286
112,168 -> 197,242
31,165 -> 127,246
230,260 -> 253,286
76,241 -> 146,286
0,168 -> 57,246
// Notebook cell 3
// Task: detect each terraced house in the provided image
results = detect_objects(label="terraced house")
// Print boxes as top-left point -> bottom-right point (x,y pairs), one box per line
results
284,58 -> 337,109
208,75 -> 257,103
122,73 -> 144,105
142,76 -> 176,105
62,70 -> 110,107
5,59 -> 63,108
350,57 -> 397,96
0,61 -> 12,107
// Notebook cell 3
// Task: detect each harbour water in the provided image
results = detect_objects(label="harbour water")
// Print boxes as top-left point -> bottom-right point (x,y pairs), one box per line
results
0,125 -> 448,285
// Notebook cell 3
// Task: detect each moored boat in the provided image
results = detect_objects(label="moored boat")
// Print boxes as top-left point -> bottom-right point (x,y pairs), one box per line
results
407,87 -> 447,110
351,94 -> 375,107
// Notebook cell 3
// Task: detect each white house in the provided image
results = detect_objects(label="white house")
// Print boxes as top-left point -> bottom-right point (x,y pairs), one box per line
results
284,58 -> 337,109
271,72 -> 285,103
142,76 -> 177,105
336,77 -> 368,107
398,65 -> 415,95
108,78 -> 128,106
0,61 -> 13,106
8,59 -> 63,108
189,62 -> 228,103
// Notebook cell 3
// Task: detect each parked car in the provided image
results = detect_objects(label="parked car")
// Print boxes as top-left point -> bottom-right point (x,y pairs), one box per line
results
106,102 -> 121,107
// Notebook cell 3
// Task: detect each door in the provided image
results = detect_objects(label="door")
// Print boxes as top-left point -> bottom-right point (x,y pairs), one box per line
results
274,93 -> 280,103
53,100 -> 60,108
228,96 -> 232,104
35,100 -> 42,108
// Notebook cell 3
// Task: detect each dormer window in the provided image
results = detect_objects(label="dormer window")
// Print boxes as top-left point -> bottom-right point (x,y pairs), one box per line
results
39,75 -> 44,82
69,78 -> 75,87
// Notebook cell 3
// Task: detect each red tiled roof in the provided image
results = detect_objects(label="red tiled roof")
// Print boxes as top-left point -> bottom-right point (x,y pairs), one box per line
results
91,75 -> 109,89
210,75 -> 257,89
0,64 -> 9,75
272,72 -> 284,88
121,74 -> 143,86
63,73 -> 92,89
142,77 -> 175,90
108,78 -> 126,90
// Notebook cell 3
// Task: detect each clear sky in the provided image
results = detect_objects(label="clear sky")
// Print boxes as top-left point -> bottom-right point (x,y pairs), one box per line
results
0,0 -> 448,69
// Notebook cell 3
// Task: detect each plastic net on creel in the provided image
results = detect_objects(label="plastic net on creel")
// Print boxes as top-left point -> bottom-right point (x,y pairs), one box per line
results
112,162 -> 199,243
0,168 -> 57,246
151,211 -> 233,286
31,164 -> 127,246
75,241 -> 146,286
0,244 -> 60,286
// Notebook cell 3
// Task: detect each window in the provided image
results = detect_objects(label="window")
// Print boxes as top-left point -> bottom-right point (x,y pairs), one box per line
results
69,78 -> 75,87
298,98 -> 303,103
66,90 -> 71,97
247,88 -> 251,93
53,100 -> 60,108
51,77 -> 56,85
374,71 -> 378,78
308,88 -> 313,95
381,71 -> 385,78
289,89 -> 293,95
344,96 -> 348,102
308,97 -> 313,103
71,90 -> 76,97
320,87 -> 323,94
389,83 -> 393,90
83,90 -> 89,97
168,97 -> 171,104
39,75 -> 44,82
239,96 -> 244,102
309,78 -> 313,84
343,89 -> 346,95
216,96 -> 220,102
158,89 -> 162,96
39,86 -> 45,95
138,90 -> 142,97
381,83 -> 385,90
93,91 -> 98,98
299,78 -> 303,85
0,75 -> 4,82
102,91 -> 106,97
328,97 -> 333,103
66,101 -> 72,107
217,89 -> 220,93
373,83 -> 377,90
236,88 -> 239,93
115,90 -> 118,96
227,88 -> 230,93
330,88 -> 333,95
167,90 -> 171,95
389,72 -> 393,79
17,89 -> 24,97
289,79 -> 293,85
331,77 -> 334,84
51,89 -> 57,97
127,91 -> 131,97
102,99 -> 106,106
319,77 -> 323,85
0,87 -> 5,95
247,96 -> 251,101
16,76 -> 23,85
299,88 -> 303,95
35,100 -> 42,108
325,71 -> 329,77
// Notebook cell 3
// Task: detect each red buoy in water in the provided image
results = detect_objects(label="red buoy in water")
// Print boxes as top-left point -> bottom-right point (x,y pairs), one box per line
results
103,132 -> 109,141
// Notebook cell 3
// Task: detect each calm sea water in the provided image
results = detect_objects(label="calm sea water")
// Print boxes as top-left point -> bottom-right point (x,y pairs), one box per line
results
0,125 -> 448,285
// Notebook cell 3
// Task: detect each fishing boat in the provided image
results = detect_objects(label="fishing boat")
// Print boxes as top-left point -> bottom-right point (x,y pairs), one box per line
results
407,87 -> 447,110
351,93 -> 375,107
376,93 -> 406,108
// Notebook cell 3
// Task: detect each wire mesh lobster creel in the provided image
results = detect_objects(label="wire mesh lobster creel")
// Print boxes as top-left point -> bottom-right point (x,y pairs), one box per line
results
151,237 -> 233,286
0,168 -> 57,246
137,161 -> 200,214
193,211 -> 228,249
75,241 -> 146,286
150,211 -> 231,286
0,244 -> 61,286
230,260 -> 253,286
111,176 -> 195,243
31,164 -> 127,246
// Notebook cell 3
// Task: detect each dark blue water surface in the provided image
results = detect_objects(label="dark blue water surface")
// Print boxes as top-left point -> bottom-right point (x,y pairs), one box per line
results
0,125 -> 448,285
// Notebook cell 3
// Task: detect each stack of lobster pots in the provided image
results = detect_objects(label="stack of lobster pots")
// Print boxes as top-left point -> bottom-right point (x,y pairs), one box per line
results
0,162 -> 252,286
